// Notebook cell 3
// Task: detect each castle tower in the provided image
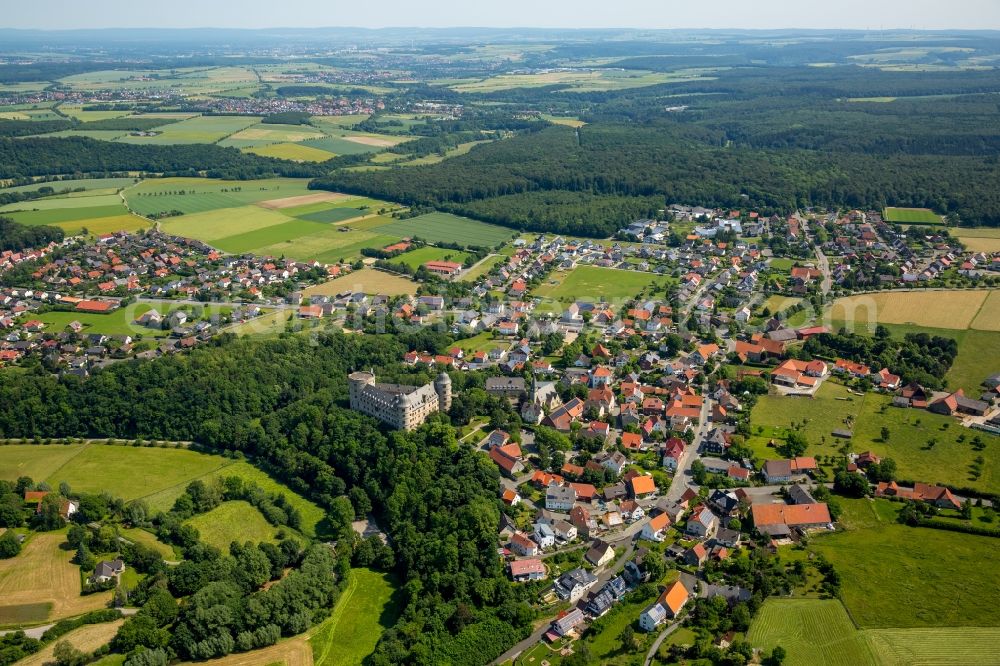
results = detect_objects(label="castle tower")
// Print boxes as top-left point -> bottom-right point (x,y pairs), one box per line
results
434,372 -> 452,413
348,371 -> 375,411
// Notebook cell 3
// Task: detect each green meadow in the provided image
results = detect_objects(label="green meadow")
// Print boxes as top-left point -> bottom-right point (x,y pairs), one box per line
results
377,212 -> 515,247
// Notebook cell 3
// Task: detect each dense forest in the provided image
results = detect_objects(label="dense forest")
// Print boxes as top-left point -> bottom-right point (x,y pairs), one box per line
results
0,331 -> 534,664
0,137 -> 330,180
0,217 -> 64,252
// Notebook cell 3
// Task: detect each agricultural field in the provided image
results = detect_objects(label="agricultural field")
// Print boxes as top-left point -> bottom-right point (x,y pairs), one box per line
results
0,532 -> 113,624
751,381 -> 999,493
1,177 -> 137,195
303,268 -> 417,297
748,599 -> 878,666
125,177 -> 314,217
865,627 -> 1000,665
393,246 -> 471,270
1,193 -> 124,214
181,636 -> 313,666
810,499 -> 1000,629
533,266 -> 660,311
540,114 -> 587,127
882,207 -> 943,224
952,227 -> 1000,253
116,115 -> 259,145
377,212 -> 515,247
309,568 -> 401,666
16,619 -> 126,666
395,140 -> 493,166
450,68 -> 716,93
295,207 -> 370,224
211,219 -> 331,254
827,289 -> 992,330
185,500 -> 281,550
243,142 -> 337,162
57,104 -> 134,122
220,123 -> 325,147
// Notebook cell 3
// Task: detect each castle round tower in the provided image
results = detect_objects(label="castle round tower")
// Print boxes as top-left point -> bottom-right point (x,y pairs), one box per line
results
434,372 -> 452,412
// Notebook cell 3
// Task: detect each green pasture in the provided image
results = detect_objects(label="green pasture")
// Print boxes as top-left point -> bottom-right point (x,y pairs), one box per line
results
0,193 -> 123,213
394,245 -> 471,270
6,205 -> 127,226
297,207 -> 368,224
242,142 -> 337,162
185,501 -> 282,550
0,178 -> 137,195
116,115 -> 259,144
211,219 -> 331,254
461,254 -> 504,282
30,305 -> 171,338
533,266 -> 660,309
376,212 -> 514,247
158,206 -> 293,242
748,599 -> 878,666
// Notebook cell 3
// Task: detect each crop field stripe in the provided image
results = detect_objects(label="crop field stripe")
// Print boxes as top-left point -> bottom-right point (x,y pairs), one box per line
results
210,219 -> 331,254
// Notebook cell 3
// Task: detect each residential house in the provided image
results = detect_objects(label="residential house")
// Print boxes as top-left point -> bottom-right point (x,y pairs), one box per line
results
641,512 -> 671,542
509,558 -> 546,582
584,540 -> 616,568
686,506 -> 719,539
553,567 -> 599,602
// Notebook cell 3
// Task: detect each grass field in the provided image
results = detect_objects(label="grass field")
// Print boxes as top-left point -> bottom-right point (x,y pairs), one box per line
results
970,290 -> 1000,331
297,207 -> 369,224
222,124 -> 325,145
0,443 -> 326,537
116,115 -> 259,145
540,114 -> 586,127
120,528 -> 175,559
533,266 -> 660,310
748,599 -> 878,666
883,207 -> 942,224
1,178 -> 136,195
0,532 -> 113,625
827,290 -> 992,330
865,627 -> 1000,665
952,227 -> 1000,253
375,212 -> 514,248
393,246 -> 471,270
309,568 -> 401,666
211,219 -> 331,254
762,295 -> 802,314
243,142 -> 337,162
303,268 -> 417,297
750,382 -> 999,494
31,305 -> 170,338
186,501 -> 280,550
461,254 -> 504,282
810,499 -> 1000,629
181,637 -> 313,666
6,205 -> 127,227
1,193 -> 126,213
16,619 -> 125,665
396,140 -> 492,166
125,177 -> 314,217
451,68 -> 715,93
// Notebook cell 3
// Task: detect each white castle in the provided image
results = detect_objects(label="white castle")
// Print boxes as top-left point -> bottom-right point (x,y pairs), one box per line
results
348,370 -> 452,431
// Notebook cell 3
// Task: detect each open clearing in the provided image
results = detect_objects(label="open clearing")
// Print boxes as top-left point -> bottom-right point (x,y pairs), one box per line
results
827,290 -> 991,330
185,500 -> 280,550
376,212 -> 514,247
750,382 -> 999,494
394,246 -> 470,270
533,266 -> 660,310
0,532 -> 113,624
309,568 -> 400,666
883,207 -> 942,224
762,295 -> 802,314
749,599 -> 877,666
303,268 -> 417,297
29,305 -> 171,338
182,636 -> 314,666
16,619 -> 126,666
953,227 -> 1000,253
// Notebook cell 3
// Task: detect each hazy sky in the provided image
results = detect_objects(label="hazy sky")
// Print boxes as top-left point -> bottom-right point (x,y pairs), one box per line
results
5,0 -> 1000,31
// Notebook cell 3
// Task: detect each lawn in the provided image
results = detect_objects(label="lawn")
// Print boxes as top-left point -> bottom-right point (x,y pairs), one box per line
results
126,177 -> 313,217
533,266 -> 660,309
827,290 -> 991,330
768,258 -> 797,271
185,501 -> 281,550
116,115 -> 259,145
243,142 -> 337,162
303,268 -> 417,297
750,382 -> 999,494
309,568 -> 401,666
394,245 -> 471,270
809,499 -> 1000,628
883,207 -> 942,224
376,212 -> 515,248
0,532 -> 113,624
580,589 -> 659,664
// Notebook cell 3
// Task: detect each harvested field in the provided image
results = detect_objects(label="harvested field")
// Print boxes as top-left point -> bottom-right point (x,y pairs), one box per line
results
303,268 -> 417,297
0,533 -> 113,623
970,289 -> 1000,331
16,619 -> 125,666
181,636 -> 313,666
257,192 -> 351,210
827,290 -> 990,330
341,135 -> 398,147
